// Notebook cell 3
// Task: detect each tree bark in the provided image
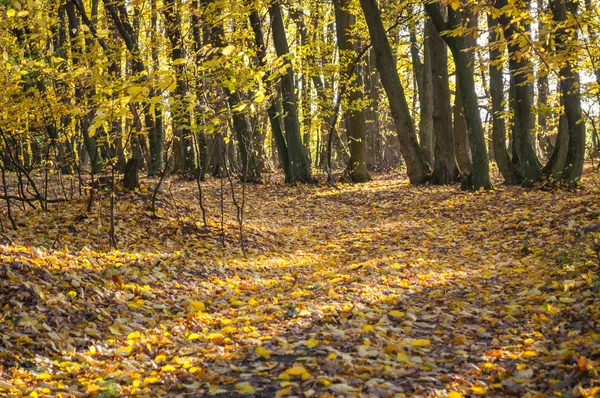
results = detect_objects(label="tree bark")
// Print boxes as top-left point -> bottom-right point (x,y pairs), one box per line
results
334,0 -> 371,182
427,16 -> 456,185
360,0 -> 431,184
452,11 -> 477,174
409,17 -> 434,165
164,0 -> 194,175
550,0 -> 586,186
248,8 -> 291,182
495,0 -> 542,186
426,3 -> 492,190
488,15 -> 519,184
269,1 -> 313,183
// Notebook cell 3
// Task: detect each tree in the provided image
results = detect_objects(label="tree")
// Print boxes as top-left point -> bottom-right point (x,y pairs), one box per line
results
427,11 -> 457,185
360,0 -> 431,184
495,0 -> 542,186
425,2 -> 493,190
269,1 -> 313,183
550,0 -> 586,185
333,0 -> 371,183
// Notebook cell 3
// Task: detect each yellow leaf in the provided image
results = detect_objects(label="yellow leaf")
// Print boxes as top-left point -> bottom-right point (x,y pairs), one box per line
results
155,354 -> 167,362
280,382 -> 299,387
36,373 -> 52,380
449,0 -> 460,11
282,365 -> 311,381
188,333 -> 202,341
397,352 -> 411,364
471,386 -> 487,395
143,377 -> 160,385
109,325 -> 122,336
329,383 -> 359,393
116,346 -> 134,357
388,310 -> 404,319
66,290 -> 77,298
189,300 -> 205,312
248,298 -> 258,306
317,378 -> 331,387
256,346 -> 271,359
161,364 -> 176,372
6,9 -> 16,17
521,350 -> 537,359
384,344 -> 398,354
221,326 -> 236,335
559,297 -> 576,304
448,392 -> 463,398
546,304 -> 561,314
411,339 -> 431,347
304,338 -> 319,348
127,331 -> 141,340
235,382 -> 255,395
222,45 -> 236,56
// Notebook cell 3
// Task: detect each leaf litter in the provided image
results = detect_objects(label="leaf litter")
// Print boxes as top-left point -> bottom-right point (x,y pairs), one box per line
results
0,172 -> 599,397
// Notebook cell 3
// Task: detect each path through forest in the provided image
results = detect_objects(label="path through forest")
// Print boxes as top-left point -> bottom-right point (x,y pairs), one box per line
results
0,172 -> 599,397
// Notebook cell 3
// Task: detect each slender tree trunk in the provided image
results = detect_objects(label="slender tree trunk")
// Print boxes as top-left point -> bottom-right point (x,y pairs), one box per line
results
103,0 -> 157,175
191,0 -> 210,180
550,0 -> 586,185
452,11 -> 477,174
146,0 -> 164,176
496,0 -> 542,186
427,16 -> 456,184
537,0 -> 552,157
365,48 -> 382,168
164,0 -> 194,174
409,17 -> 434,164
248,8 -> 291,182
488,15 -> 519,184
66,0 -> 100,173
269,1 -> 312,183
426,3 -> 492,190
334,0 -> 371,182
360,0 -> 431,184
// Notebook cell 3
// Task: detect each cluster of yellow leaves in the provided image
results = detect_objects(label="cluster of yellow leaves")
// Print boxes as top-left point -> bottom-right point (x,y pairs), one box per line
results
0,171 -> 599,396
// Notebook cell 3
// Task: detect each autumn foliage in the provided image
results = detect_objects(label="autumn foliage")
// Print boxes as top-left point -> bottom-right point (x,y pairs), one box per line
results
0,170 -> 599,396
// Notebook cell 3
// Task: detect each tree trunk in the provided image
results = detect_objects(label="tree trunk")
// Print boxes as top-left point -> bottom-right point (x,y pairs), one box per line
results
537,0 -> 552,157
248,7 -> 291,182
122,158 -> 140,190
426,3 -> 492,190
269,1 -> 312,183
488,14 -> 519,184
334,0 -> 371,183
452,11 -> 477,174
164,0 -> 194,175
496,0 -> 542,186
550,0 -> 586,186
409,16 -> 434,165
427,16 -> 456,185
360,0 -> 431,184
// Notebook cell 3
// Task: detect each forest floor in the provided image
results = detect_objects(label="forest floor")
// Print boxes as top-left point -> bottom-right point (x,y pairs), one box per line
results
0,168 -> 600,397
